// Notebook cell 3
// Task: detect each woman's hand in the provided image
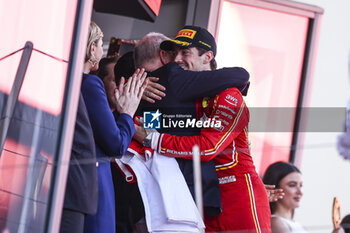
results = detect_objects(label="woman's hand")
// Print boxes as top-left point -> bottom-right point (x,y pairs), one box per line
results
115,68 -> 148,117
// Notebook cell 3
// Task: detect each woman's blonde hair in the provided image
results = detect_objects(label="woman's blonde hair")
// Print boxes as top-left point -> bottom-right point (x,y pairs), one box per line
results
86,21 -> 103,62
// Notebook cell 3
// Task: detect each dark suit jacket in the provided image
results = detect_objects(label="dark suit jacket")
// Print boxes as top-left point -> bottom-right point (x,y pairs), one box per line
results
63,93 -> 98,215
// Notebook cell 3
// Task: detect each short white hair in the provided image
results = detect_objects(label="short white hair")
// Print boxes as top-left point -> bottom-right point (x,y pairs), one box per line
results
134,32 -> 169,68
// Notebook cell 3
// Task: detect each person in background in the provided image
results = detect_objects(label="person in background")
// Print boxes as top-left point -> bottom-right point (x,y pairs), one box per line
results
340,215 -> 350,233
96,54 -> 147,233
263,161 -> 307,233
81,21 -> 147,233
96,56 -> 119,109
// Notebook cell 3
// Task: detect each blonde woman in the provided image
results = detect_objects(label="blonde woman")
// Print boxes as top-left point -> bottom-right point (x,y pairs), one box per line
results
81,21 -> 147,233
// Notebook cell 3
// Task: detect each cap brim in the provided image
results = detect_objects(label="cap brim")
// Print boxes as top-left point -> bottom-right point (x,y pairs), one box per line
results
160,39 -> 192,51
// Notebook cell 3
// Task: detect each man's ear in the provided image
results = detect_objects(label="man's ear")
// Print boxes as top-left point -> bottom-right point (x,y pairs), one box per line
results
203,51 -> 214,65
160,50 -> 168,65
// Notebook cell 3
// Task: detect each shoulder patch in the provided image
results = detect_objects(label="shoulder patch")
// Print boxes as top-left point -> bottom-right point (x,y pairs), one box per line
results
202,97 -> 210,108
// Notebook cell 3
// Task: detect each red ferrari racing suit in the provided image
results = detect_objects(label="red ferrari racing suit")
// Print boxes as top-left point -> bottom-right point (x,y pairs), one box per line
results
153,87 -> 271,233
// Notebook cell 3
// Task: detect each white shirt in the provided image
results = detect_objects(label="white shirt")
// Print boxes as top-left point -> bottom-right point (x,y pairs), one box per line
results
272,215 -> 308,233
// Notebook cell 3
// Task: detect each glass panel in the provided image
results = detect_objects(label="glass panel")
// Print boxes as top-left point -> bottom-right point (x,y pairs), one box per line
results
0,0 -> 78,231
17,51 -> 68,116
216,0 -> 309,174
0,0 -> 77,61
0,140 -> 53,233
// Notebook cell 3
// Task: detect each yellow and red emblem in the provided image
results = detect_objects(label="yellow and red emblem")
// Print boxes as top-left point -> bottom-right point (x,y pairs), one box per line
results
202,97 -> 210,108
176,29 -> 197,39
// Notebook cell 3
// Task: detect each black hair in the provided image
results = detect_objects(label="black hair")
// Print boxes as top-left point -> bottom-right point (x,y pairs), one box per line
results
263,161 -> 301,214
95,56 -> 119,80
341,214 -> 350,233
197,47 -> 217,70
114,51 -> 135,85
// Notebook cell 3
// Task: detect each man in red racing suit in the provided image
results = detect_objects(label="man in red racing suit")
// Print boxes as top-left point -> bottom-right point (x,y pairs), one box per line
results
147,86 -> 271,233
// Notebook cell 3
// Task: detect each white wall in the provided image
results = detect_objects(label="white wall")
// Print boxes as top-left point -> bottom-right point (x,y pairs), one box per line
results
292,1 -> 350,232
